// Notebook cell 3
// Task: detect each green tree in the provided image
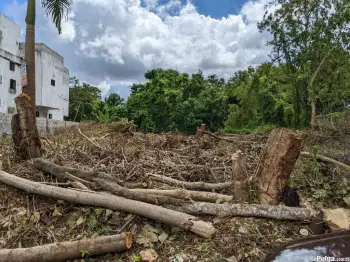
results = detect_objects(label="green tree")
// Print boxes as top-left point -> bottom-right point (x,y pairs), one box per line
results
105,93 -> 124,106
67,78 -> 101,122
258,0 -> 350,127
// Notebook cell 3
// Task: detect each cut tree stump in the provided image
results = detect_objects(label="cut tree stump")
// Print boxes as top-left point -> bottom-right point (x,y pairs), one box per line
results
0,232 -> 132,262
231,150 -> 249,203
12,94 -> 42,159
254,128 -> 304,205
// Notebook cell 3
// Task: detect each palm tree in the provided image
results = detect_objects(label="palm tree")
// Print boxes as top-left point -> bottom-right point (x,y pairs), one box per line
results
13,0 -> 72,159
23,0 -> 72,111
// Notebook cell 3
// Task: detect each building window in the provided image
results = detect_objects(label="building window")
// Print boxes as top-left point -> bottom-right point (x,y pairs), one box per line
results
10,61 -> 15,71
49,114 -> 52,119
36,111 -> 39,117
9,79 -> 16,94
51,79 -> 55,86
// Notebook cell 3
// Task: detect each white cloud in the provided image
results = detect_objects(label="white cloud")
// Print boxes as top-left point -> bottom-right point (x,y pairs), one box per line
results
4,0 -> 273,98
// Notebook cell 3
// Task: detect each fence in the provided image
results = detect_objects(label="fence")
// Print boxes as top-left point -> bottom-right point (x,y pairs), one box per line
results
0,112 -> 79,137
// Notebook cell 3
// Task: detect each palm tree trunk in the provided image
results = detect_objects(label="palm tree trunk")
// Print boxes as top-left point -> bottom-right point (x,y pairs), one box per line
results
11,0 -> 42,159
23,0 -> 36,112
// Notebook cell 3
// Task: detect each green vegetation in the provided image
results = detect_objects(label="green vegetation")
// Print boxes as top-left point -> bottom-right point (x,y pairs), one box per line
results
67,0 -> 350,134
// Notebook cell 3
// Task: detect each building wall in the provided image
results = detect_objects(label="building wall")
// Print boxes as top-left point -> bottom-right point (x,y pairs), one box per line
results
0,112 -> 78,136
0,14 -> 21,115
19,43 -> 70,120
0,14 -> 21,55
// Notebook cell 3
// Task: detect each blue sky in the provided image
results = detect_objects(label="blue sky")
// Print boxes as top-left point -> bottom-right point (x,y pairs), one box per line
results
1,0 -> 246,19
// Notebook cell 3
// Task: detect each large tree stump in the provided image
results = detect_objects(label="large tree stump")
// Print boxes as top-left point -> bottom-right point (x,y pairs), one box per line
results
12,94 -> 42,159
255,128 -> 304,205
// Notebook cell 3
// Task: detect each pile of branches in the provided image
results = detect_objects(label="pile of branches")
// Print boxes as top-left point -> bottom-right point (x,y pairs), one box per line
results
1,123 -> 349,261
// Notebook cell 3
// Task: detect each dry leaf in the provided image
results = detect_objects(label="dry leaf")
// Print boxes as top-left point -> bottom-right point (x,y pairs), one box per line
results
322,208 -> 350,230
139,248 -> 158,262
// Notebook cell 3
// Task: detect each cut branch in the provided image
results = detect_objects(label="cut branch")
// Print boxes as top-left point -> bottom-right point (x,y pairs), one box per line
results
170,202 -> 321,221
33,158 -> 184,205
130,189 -> 233,203
231,150 -> 248,203
0,170 -> 216,238
148,173 -> 232,190
0,233 -> 132,262
300,151 -> 350,170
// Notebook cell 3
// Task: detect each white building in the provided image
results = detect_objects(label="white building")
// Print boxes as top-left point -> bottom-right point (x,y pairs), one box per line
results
0,13 -> 69,120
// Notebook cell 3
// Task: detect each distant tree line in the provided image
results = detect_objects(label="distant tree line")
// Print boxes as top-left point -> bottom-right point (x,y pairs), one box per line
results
66,0 -> 350,134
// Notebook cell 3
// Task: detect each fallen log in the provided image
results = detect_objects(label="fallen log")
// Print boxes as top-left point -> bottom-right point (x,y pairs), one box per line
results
0,233 -> 132,262
33,158 -> 183,205
170,202 -> 321,221
130,188 -> 233,203
300,151 -> 350,170
0,171 -> 216,238
254,128 -> 304,205
148,173 -> 231,190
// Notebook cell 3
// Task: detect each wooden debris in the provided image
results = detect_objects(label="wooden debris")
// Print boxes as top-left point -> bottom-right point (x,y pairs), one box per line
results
148,173 -> 232,190
0,170 -> 216,238
33,158 -> 183,205
300,151 -> 350,170
170,202 -> 321,220
130,188 -> 233,203
231,150 -> 248,203
254,128 -> 304,205
0,233 -> 132,262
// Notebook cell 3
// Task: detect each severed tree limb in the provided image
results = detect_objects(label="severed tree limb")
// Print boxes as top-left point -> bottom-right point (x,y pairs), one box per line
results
148,173 -> 232,190
0,171 -> 216,238
169,202 -> 321,221
130,188 -> 233,203
33,158 -> 183,205
77,127 -> 105,151
300,151 -> 350,170
0,233 -> 132,262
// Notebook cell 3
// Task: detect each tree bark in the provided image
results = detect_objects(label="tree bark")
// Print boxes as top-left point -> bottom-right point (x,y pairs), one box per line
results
0,233 -> 132,262
170,202 -> 321,221
311,99 -> 317,128
231,150 -> 249,203
148,173 -> 231,190
12,95 -> 42,159
130,189 -> 233,203
0,171 -> 216,238
254,128 -> 304,205
33,158 -> 184,205
24,0 -> 36,112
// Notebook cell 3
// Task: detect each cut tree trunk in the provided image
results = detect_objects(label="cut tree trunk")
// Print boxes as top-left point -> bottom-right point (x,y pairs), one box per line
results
254,128 -> 304,205
169,202 -> 321,221
12,94 -> 42,159
33,158 -> 184,205
148,173 -> 231,190
0,170 -> 216,238
231,150 -> 248,203
0,233 -> 132,262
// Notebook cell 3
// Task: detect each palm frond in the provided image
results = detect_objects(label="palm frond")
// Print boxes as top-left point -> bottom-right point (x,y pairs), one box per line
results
41,0 -> 72,34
